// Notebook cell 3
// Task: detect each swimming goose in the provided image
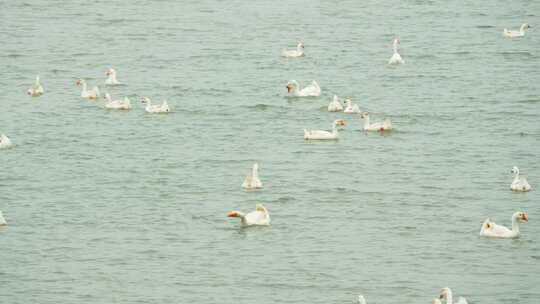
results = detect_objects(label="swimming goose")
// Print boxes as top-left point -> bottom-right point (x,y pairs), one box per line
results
0,210 -> 6,226
480,211 -> 528,239
360,112 -> 392,131
27,75 -> 44,96
503,24 -> 533,37
285,80 -> 321,97
328,95 -> 343,112
141,97 -> 170,113
104,93 -> 131,110
304,119 -> 345,140
282,42 -> 305,57
0,134 -> 12,149
388,38 -> 405,65
105,68 -> 121,86
242,163 -> 262,189
510,166 -> 531,192
227,204 -> 270,227
343,97 -> 361,114
76,79 -> 100,99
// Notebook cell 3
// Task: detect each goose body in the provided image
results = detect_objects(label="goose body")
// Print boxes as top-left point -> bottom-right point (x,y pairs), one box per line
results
104,93 -> 131,110
480,212 -> 528,239
343,97 -> 361,114
388,38 -> 405,65
510,166 -> 531,192
360,112 -> 392,131
76,79 -> 100,99
439,288 -> 467,304
105,68 -> 121,86
27,75 -> 44,97
282,42 -> 305,57
141,97 -> 170,113
285,80 -> 321,97
328,95 -> 343,112
227,204 -> 270,227
242,163 -> 262,189
304,119 -> 345,140
503,24 -> 533,37
0,134 -> 13,149
0,211 -> 6,226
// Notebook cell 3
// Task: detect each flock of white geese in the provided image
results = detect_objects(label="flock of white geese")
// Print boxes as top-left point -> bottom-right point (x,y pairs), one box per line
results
0,22 -> 535,303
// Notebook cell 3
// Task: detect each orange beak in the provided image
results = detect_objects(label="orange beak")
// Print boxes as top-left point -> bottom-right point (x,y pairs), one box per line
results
106,71 -> 111,76
339,120 -> 346,126
522,214 -> 529,221
227,212 -> 237,217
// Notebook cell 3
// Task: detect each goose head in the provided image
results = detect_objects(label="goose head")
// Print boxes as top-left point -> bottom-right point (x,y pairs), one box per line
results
523,23 -> 533,29
297,42 -> 304,49
227,211 -> 242,218
511,166 -> 520,175
360,112 -> 370,119
104,93 -> 112,101
439,288 -> 450,299
343,96 -> 352,105
76,79 -> 85,85
284,81 -> 295,93
514,212 -> 528,222
106,68 -> 116,77
141,97 -> 151,104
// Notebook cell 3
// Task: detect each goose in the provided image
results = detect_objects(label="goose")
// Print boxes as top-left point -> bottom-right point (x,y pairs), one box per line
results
282,42 -> 305,57
105,68 -> 121,86
104,93 -> 131,110
0,210 -> 6,226
304,119 -> 345,140
242,163 -> 262,189
439,288 -> 467,304
27,75 -> 44,96
76,79 -> 100,99
503,24 -> 533,37
141,97 -> 170,113
343,96 -> 361,113
284,80 -> 321,97
328,95 -> 343,112
227,204 -> 270,227
0,134 -> 12,149
510,166 -> 531,192
388,38 -> 405,65
360,112 -> 392,131
480,211 -> 528,239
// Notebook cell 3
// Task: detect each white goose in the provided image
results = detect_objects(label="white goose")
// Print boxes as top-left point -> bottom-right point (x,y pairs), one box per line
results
510,166 -> 531,192
503,24 -> 533,37
360,112 -> 392,131
104,93 -> 131,110
27,75 -> 44,96
480,211 -> 528,239
0,134 -> 13,149
227,204 -> 270,227
105,68 -> 121,86
76,79 -> 100,99
327,95 -> 343,112
285,80 -> 321,97
304,119 -> 346,140
438,288 -> 467,304
343,97 -> 361,114
141,97 -> 170,113
0,210 -> 6,226
242,163 -> 262,189
282,42 -> 305,57
388,38 -> 405,65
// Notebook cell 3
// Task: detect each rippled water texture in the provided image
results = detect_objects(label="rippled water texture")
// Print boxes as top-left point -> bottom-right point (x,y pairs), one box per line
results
1,1 -> 539,303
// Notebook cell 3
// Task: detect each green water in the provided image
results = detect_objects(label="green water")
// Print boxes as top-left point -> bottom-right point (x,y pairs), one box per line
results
1,1 -> 539,303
